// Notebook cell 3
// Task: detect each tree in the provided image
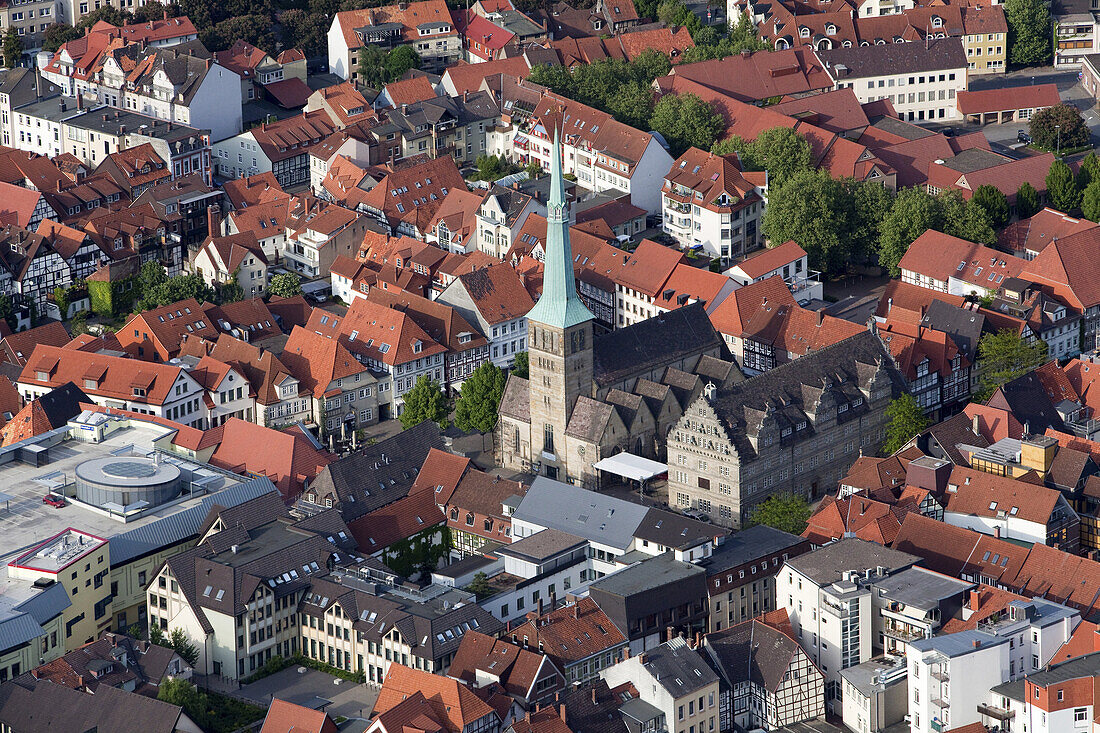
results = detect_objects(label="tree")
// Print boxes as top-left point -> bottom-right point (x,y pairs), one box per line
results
882,394 -> 931,455
167,628 -> 199,667
763,169 -> 854,275
524,162 -> 542,180
1079,152 -> 1100,190
1016,181 -> 1041,219
357,45 -> 386,90
1083,180 -> 1100,222
0,294 -> 15,332
940,191 -> 996,246
455,362 -> 505,433
384,45 -> 421,82
268,272 -> 302,298
512,351 -> 529,378
976,329 -> 1049,401
74,5 -> 130,30
141,274 -> 214,310
971,184 -> 1010,228
878,187 -> 943,276
148,622 -> 165,646
140,260 -> 168,291
281,9 -> 329,55
3,28 -> 22,68
218,274 -> 244,304
52,286 -> 70,319
42,23 -> 82,52
649,93 -> 724,156
1047,158 -> 1081,213
399,376 -> 447,430
158,678 -> 204,711
132,1 -> 177,22
1005,0 -> 1052,66
1030,104 -> 1088,152
849,179 -> 894,264
749,493 -> 812,535
470,154 -> 519,182
126,623 -> 145,641
721,127 -> 812,189
468,571 -> 493,599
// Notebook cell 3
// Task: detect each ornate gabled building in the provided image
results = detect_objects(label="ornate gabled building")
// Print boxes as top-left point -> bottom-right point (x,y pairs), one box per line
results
497,125 -> 736,488
666,331 -> 906,528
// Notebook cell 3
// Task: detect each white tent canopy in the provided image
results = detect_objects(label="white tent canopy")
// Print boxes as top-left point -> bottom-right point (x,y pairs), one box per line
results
592,453 -> 667,482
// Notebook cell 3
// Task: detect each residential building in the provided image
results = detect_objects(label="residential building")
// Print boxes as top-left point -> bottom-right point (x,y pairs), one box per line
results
726,241 -> 820,304
25,630 -> 192,696
282,197 -> 374,279
0,0 -> 57,50
704,525 -> 811,632
354,156 -> 468,240
820,39 -> 968,122
0,224 -> 71,314
42,44 -> 241,141
371,664 -> 503,732
327,1 -> 462,79
18,345 -> 208,427
1056,0 -> 1099,68
508,597 -> 627,685
260,699 -> 339,733
588,553 -> 708,654
448,630 -> 565,710
661,147 -> 765,263
601,637 -> 720,733
192,232 -> 269,296
0,676 -> 203,733
776,539 -> 920,712
704,616 -> 825,731
476,184 -> 541,260
385,91 -> 499,165
874,315 -> 971,418
839,658 -> 909,733
214,111 -> 336,187
279,325 -> 382,434
666,331 -> 903,528
436,262 -> 533,369
898,229 -> 1025,298
93,143 -> 172,199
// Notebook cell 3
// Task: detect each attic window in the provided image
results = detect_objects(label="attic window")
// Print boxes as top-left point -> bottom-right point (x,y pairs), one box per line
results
989,501 -> 997,511
1010,507 -> 1018,515
203,585 -> 212,597
215,589 -> 225,601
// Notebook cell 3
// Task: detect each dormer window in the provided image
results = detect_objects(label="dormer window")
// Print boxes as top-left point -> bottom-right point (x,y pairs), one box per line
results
799,26 -> 810,37
825,23 -> 836,34
931,15 -> 943,27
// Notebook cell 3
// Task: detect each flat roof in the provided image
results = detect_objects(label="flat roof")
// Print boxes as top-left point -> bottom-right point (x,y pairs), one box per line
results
0,416 -> 245,564
589,552 -> 703,597
10,528 -> 107,574
592,453 -> 667,482
497,528 -> 586,563
874,567 -> 973,611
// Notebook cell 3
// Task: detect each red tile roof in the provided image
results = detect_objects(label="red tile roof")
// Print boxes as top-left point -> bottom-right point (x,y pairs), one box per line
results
998,208 -> 1097,257
940,585 -> 1030,634
383,75 -> 438,107
347,489 -> 446,553
732,241 -> 807,280
410,447 -> 471,498
453,262 -> 535,325
260,698 -> 338,733
943,465 -> 1062,525
0,322 -> 71,366
442,57 -> 533,94
707,275 -> 796,337
664,47 -> 832,103
375,664 -> 498,733
222,172 -> 289,210
956,84 -> 1060,115
204,417 -> 334,500
508,598 -> 626,665
614,239 -> 685,296
335,1 -> 458,49
19,345 -> 189,406
280,325 -> 371,396
898,229 -> 1024,288
1022,226 -> 1100,309
264,78 -> 315,109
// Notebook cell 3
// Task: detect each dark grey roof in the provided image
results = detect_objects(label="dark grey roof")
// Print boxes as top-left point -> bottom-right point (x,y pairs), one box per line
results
940,148 -> 1011,174
0,69 -> 62,110
920,299 -> 984,362
13,581 -> 70,626
33,382 -> 90,430
0,613 -> 48,654
818,37 -> 968,78
633,507 -> 728,550
704,619 -> 802,693
707,331 -> 904,460
784,538 -> 918,587
704,525 -> 806,575
593,302 -> 726,387
499,374 -> 530,422
912,411 -> 988,464
109,476 -> 279,565
497,528 -> 587,562
0,677 -> 186,733
640,637 -> 719,697
305,420 -> 445,520
564,396 -> 615,443
589,552 -> 705,597
869,116 -> 933,142
990,678 -> 1026,702
991,369 -> 1065,435
872,566 -> 972,611
1018,651 -> 1100,687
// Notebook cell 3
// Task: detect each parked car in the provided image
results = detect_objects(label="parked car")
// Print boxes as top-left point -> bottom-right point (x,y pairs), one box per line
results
42,493 -> 66,508
1018,130 -> 1032,144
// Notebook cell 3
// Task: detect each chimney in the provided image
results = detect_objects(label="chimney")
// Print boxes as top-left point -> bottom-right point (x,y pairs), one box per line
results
970,588 -> 981,612
558,704 -> 566,724
208,202 -> 221,239
591,687 -> 597,704
76,92 -> 83,110
77,675 -> 85,688
572,603 -> 578,620
972,413 -> 981,438
666,626 -> 674,643
694,632 -> 701,649
623,647 -> 630,660
972,639 -> 982,648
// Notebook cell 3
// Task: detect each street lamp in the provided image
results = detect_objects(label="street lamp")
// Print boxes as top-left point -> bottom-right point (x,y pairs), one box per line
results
1056,124 -> 1062,157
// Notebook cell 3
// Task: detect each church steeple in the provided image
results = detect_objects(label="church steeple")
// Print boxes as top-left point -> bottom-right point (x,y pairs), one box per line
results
525,124 -> 594,330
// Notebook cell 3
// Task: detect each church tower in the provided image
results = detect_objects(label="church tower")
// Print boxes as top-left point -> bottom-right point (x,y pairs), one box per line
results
526,123 -> 595,481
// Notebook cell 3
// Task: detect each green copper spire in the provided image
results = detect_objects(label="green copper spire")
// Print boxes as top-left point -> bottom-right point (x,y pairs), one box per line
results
525,124 -> 594,330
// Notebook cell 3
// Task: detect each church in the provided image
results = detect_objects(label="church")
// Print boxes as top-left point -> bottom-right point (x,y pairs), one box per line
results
497,124 -> 742,488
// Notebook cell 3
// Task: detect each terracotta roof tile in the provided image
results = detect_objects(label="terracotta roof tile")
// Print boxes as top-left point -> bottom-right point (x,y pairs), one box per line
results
375,664 -> 498,733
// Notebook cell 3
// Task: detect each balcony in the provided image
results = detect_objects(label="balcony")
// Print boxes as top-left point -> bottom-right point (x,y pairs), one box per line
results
930,698 -> 950,710
977,703 -> 1015,721
930,669 -> 949,682
883,624 -> 927,642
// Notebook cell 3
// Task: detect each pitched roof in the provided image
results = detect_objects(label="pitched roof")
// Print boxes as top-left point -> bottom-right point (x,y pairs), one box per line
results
203,417 -> 335,499
1023,226 -> 1100,309
19,345 -> 189,406
732,241 -> 807,280
943,465 -> 1062,525
509,598 -> 626,665
449,631 -> 556,699
260,698 -> 338,733
0,677 -> 187,733
704,618 -> 810,693
956,84 -> 1060,115
0,382 -> 88,446
384,75 -> 438,107
346,489 -> 446,553
665,47 -> 832,103
453,262 -> 535,324
375,664 -> 498,733
0,321 -> 71,366
280,326 -> 371,397
898,229 -> 1024,288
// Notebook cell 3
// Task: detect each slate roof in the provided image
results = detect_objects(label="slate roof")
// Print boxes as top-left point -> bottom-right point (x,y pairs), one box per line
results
638,637 -> 718,697
704,618 -> 807,693
0,677 -> 188,733
304,420 -> 445,521
706,330 -> 903,460
593,302 -> 725,387
818,37 -> 967,78
512,476 -> 648,550
705,525 -> 806,575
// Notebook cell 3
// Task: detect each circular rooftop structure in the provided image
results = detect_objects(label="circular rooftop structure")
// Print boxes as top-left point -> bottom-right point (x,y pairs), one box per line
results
75,456 -> 182,509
